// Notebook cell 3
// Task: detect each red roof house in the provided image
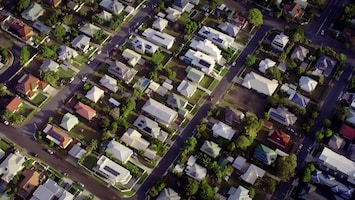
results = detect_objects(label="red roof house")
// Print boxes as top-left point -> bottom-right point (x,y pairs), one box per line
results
43,124 -> 73,149
340,124 -> 355,141
268,130 -> 291,148
9,20 -> 33,41
15,74 -> 48,99
5,96 -> 23,112
74,102 -> 96,120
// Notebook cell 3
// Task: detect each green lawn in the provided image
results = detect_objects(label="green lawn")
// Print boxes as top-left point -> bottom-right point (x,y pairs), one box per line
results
70,123 -> 101,146
83,153 -> 98,169
189,88 -> 207,105
0,139 -> 12,151
199,76 -> 214,89
31,93 -> 48,107
57,68 -> 74,79
219,67 -> 228,76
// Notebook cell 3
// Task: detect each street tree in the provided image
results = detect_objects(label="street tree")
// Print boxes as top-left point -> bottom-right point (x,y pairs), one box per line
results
315,131 -> 324,142
0,83 -> 7,97
20,46 -> 30,65
210,0 -> 224,10
245,55 -> 257,66
292,28 -> 304,43
324,129 -> 333,137
277,154 -> 297,181
300,163 -> 315,183
323,118 -> 331,128
338,53 -> 347,63
246,8 -> 263,27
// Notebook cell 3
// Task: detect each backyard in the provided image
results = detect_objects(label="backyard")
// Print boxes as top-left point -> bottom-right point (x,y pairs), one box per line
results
70,122 -> 102,146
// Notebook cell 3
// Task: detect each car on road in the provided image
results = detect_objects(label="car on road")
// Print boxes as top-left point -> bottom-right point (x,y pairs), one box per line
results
30,152 -> 38,157
3,120 -> 9,126
321,29 -> 325,35
46,149 -> 54,155
75,181 -> 84,187
208,96 -> 215,101
298,144 -> 303,149
81,76 -> 87,82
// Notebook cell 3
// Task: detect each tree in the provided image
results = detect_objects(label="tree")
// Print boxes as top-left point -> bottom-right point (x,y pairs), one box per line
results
242,115 -> 262,138
338,53 -> 347,63
261,176 -> 277,193
315,131 -> 324,142
246,8 -> 263,27
271,66 -> 282,83
235,135 -> 250,150
63,14 -> 73,25
300,163 -> 315,183
185,178 -> 199,196
277,154 -> 297,181
149,71 -> 158,81
185,20 -> 198,35
292,28 -> 304,43
227,142 -> 236,152
102,131 -> 111,141
184,137 -> 197,152
345,4 -> 355,18
165,68 -> 176,79
333,105 -> 349,121
198,182 -> 216,200
324,129 -> 333,137
121,98 -> 136,119
245,55 -> 257,66
323,119 -> 331,128
20,46 -> 30,65
39,45 -> 56,59
109,108 -> 120,120
151,51 -> 164,67
53,24 -> 66,42
249,187 -> 255,198
42,71 -> 59,84
133,88 -> 143,99
16,0 -> 30,12
0,84 -> 7,97
312,0 -> 326,6
210,0 -> 224,10
99,116 -> 111,130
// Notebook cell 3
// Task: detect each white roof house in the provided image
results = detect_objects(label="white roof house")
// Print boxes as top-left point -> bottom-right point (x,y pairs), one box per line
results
212,121 -> 235,140
133,115 -> 168,142
85,86 -> 105,103
57,46 -> 78,61
121,128 -> 150,151
185,163 -> 207,182
132,36 -> 159,55
142,28 -> 175,49
142,98 -> 178,125
258,58 -> 276,74
122,49 -> 141,67
94,155 -> 132,185
60,112 -> 79,131
299,76 -> 318,92
346,109 -> 355,125
165,7 -> 182,22
271,32 -> 289,51
99,0 -> 124,15
98,10 -> 113,21
100,74 -> 118,93
152,17 -> 169,32
242,72 -> 279,96
268,106 -> 297,126
71,34 -> 91,52
318,147 -> 355,184
31,179 -> 74,200
198,26 -> 234,49
232,156 -> 247,171
184,49 -> 216,74
200,140 -> 221,158
228,186 -> 252,200
106,140 -> 133,164
68,143 -> 86,159
80,23 -> 100,38
218,22 -> 240,37
39,60 -> 59,72
107,60 -> 138,84
21,3 -> 44,21
0,152 -> 25,183
177,80 -> 197,98
241,164 -> 265,184
190,39 -> 222,63
157,188 -> 181,200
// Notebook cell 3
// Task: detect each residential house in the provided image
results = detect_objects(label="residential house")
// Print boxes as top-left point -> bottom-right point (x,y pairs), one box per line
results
94,155 -> 132,185
80,23 -> 100,38
32,20 -> 51,34
328,135 -> 345,150
228,186 -> 252,200
31,179 -> 74,200
142,98 -> 178,126
230,11 -> 248,28
198,26 -> 234,49
346,109 -> 355,126
15,73 -> 48,99
212,121 -> 235,140
268,106 -> 298,126
60,112 -> 79,131
285,3 -> 305,20
165,7 -> 182,22
0,152 -> 25,183
271,32 -> 289,51
190,39 -> 222,63
122,49 -> 141,67
299,76 -> 318,92
39,60 -> 59,72
133,115 -> 168,142
85,86 -> 104,103
21,3 -> 44,21
68,143 -> 86,159
18,169 -> 40,199
132,36 -> 159,55
315,55 -> 337,77
43,124 -> 73,149
74,102 -> 97,120
106,140 -> 133,164
142,28 -> 175,49
152,17 -> 168,32
99,0 -> 124,15
261,119 -> 273,129
71,34 -> 91,52
67,1 -> 79,11
43,0 -> 62,7
5,96 -> 23,113
9,20 -> 33,41
241,164 -> 265,184
100,74 -> 118,93
289,92 -> 310,108
224,106 -> 245,125
290,46 -> 309,61
254,144 -> 277,165
172,0 -> 195,12
268,129 -> 291,148
242,72 -> 279,96
157,188 -> 181,200
218,22 -> 240,37
185,163 -> 207,182
121,128 -> 150,151
340,124 -> 355,141
177,80 -> 197,98
167,93 -> 189,116
294,0 -> 308,9
98,10 -> 113,21
186,66 -> 205,83
57,45 -> 78,61
107,60 -> 137,84
184,49 -> 216,74
258,58 -> 276,74
232,156 -> 247,171
200,140 -> 221,158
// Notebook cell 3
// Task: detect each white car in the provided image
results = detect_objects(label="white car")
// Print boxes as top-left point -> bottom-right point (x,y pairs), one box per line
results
46,149 -> 54,155
320,29 -> 325,36
81,76 -> 87,82
3,120 -> 9,126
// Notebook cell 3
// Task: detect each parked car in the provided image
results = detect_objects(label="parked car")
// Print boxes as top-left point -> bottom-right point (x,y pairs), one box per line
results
81,76 -> 87,82
75,181 -> 84,187
30,152 -> 38,157
3,120 -> 9,126
46,149 -> 54,155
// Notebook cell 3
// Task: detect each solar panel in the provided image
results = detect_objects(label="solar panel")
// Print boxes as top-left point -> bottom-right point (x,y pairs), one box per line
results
212,37 -> 223,44
270,112 -> 286,123
104,165 -> 120,177
49,132 -> 63,142
143,127 -> 152,133
146,45 -> 151,49
203,30 -> 210,34
199,59 -> 210,67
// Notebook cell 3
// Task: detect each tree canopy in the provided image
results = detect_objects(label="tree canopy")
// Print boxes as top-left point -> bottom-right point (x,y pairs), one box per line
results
277,154 -> 297,181
20,46 -> 30,65
185,178 -> 199,196
16,0 -> 30,12
53,24 -> 66,42
242,115 -> 262,138
245,55 -> 257,66
246,8 -> 263,26
235,135 -> 251,150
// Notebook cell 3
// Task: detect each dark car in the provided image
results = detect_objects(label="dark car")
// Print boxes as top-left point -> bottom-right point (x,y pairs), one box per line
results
30,152 -> 38,157
75,181 -> 84,187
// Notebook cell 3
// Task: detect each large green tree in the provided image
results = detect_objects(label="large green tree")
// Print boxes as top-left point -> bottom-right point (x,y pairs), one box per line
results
0,83 -> 7,97
246,8 -> 263,27
53,24 -> 66,42
242,115 -> 262,138
277,154 -> 297,181
245,55 -> 257,66
198,181 -> 216,200
235,135 -> 251,150
16,0 -> 30,12
185,178 -> 199,196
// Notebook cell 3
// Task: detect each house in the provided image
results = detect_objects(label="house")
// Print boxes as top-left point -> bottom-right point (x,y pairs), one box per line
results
167,93 -> 189,115
43,0 -> 62,7
132,36 -> 159,55
15,73 -> 48,99
98,10 -> 113,21
121,128 -> 150,151
39,60 -> 59,72
31,179 -> 74,200
142,28 -> 175,49
106,140 -> 133,164
230,11 -> 248,28
21,3 -> 44,21
172,0 -> 195,12
80,23 -> 101,38
186,66 -> 205,83
152,17 -> 168,32
299,76 -> 318,92
157,188 -> 181,200
285,3 -> 305,20
268,129 -> 291,148
218,22 -> 240,37
271,32 -> 289,51
142,98 -> 178,125
60,112 -> 79,131
254,144 -> 277,165
290,46 -> 309,61
258,58 -> 276,74
9,20 -> 33,41
71,34 -> 91,52
289,92 -> 310,108
100,74 -> 118,93
261,119 -> 274,129
228,186 -> 252,200
328,135 -> 345,150
5,96 -> 23,113
224,106 -> 245,124
241,164 -> 265,184
198,26 -> 234,49
0,152 -> 25,183
165,7 -> 182,22
68,143 -> 86,159
85,86 -> 104,103
268,106 -> 297,126
340,124 -> 355,141
190,39 -> 222,63
43,124 -> 73,149
57,45 -> 78,61
315,55 -> 337,77
349,144 -> 355,162
346,109 -> 355,126
184,49 -> 216,74
177,80 -> 197,98
242,72 -> 279,96
232,156 -> 247,171
99,0 -> 124,15
134,115 -> 168,142
107,60 -> 138,84
74,102 -> 96,120
185,163 -> 207,182
122,49 -> 141,67
18,169 -> 40,198
32,20 -> 51,34
94,155 -> 132,185
212,121 -> 235,140
200,140 -> 221,158
67,1 -> 79,11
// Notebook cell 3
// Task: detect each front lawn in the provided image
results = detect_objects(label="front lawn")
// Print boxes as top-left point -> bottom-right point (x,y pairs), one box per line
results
189,88 -> 207,105
83,153 -> 99,169
200,76 -> 214,89
0,139 -> 12,151
31,93 -> 48,107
